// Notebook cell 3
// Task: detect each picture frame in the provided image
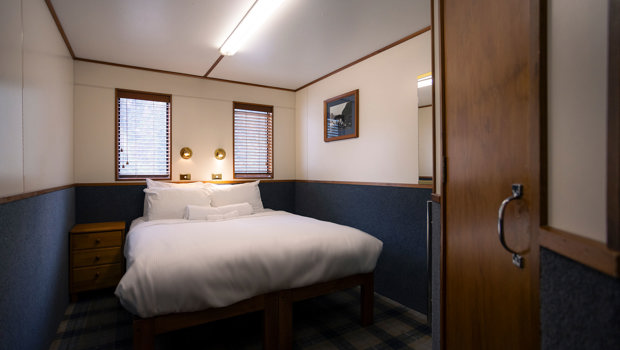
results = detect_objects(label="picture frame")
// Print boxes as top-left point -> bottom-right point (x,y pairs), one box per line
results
324,89 -> 359,142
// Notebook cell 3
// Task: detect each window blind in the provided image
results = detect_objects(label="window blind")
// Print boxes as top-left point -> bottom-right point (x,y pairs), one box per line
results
116,90 -> 171,180
233,102 -> 273,179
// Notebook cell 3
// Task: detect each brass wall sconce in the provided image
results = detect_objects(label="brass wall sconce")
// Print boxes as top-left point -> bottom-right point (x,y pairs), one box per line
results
180,147 -> 193,159
214,148 -> 226,160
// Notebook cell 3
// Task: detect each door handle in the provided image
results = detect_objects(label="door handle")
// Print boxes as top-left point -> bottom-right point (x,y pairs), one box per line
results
498,184 -> 524,268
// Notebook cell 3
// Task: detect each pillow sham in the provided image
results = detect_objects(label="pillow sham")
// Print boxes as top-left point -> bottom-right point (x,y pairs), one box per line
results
144,188 -> 212,221
184,202 -> 253,220
209,180 -> 264,212
143,179 -> 207,216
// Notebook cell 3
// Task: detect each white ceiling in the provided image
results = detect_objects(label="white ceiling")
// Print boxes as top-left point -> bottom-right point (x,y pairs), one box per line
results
50,0 -> 431,91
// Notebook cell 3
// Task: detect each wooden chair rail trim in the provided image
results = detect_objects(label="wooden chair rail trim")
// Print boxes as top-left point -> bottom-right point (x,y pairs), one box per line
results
0,184 -> 73,205
540,226 -> 620,278
0,180 -> 430,205
296,180 -> 432,189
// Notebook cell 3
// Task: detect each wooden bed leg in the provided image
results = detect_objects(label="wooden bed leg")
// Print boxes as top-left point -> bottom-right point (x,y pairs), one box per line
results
133,318 -> 155,350
278,290 -> 293,350
263,292 -> 279,350
361,273 -> 374,326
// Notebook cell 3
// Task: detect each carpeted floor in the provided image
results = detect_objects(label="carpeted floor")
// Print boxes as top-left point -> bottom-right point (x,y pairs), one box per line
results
50,288 -> 431,349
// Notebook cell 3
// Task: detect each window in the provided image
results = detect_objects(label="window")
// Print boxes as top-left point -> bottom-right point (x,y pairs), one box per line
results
233,102 -> 273,179
116,89 -> 171,180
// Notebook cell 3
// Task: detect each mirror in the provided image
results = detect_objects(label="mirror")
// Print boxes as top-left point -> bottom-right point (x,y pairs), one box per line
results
417,73 -> 433,185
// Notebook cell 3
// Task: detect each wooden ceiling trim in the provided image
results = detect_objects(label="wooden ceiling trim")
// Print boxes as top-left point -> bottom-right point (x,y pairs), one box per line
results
294,26 -> 432,92
74,57 -> 205,79
205,77 -> 295,92
44,3 -> 427,93
44,0 -> 75,58
204,55 -> 225,77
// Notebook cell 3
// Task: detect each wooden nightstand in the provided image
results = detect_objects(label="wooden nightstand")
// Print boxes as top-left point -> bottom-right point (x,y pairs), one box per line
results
69,221 -> 126,301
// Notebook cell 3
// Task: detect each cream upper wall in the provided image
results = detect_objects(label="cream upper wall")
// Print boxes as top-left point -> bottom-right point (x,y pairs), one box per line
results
547,0 -> 607,242
418,106 -> 433,177
295,32 -> 431,184
0,0 -> 73,197
74,61 -> 296,182
0,0 -> 23,197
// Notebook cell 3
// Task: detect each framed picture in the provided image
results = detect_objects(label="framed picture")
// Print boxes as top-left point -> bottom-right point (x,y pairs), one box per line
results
324,89 -> 359,142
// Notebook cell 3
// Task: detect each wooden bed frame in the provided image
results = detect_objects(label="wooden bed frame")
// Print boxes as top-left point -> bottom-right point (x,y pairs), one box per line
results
132,272 -> 374,350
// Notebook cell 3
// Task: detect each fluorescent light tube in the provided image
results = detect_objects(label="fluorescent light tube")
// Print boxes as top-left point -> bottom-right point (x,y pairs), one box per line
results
220,0 -> 285,56
417,76 -> 433,88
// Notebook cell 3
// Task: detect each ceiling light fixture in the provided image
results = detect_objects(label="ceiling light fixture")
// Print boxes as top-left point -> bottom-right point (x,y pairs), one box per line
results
417,72 -> 433,88
219,0 -> 285,56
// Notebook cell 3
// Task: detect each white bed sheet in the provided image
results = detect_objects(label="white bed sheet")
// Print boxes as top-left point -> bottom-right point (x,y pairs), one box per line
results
115,211 -> 383,318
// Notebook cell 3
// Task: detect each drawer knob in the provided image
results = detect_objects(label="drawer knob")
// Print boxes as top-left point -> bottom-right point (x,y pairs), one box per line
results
94,256 -> 100,261
94,272 -> 100,279
95,239 -> 101,245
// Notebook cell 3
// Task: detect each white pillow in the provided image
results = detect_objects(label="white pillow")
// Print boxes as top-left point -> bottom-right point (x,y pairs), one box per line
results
143,179 -> 207,216
143,188 -> 212,221
184,203 -> 253,220
209,180 -> 264,212
146,178 -> 205,189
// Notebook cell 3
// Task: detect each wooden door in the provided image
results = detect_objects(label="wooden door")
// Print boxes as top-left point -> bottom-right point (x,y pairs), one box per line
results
441,0 -> 540,348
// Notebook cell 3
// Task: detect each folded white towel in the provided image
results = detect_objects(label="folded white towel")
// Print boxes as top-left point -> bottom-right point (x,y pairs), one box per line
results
184,202 -> 253,220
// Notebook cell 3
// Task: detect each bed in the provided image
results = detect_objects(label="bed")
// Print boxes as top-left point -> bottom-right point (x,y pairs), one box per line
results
114,180 -> 383,349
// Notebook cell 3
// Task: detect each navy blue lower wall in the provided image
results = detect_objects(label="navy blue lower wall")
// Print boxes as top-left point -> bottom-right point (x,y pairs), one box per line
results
294,182 -> 432,314
76,185 -> 145,227
257,181 -> 295,213
431,200 -> 441,350
0,188 -> 75,350
540,248 -> 620,349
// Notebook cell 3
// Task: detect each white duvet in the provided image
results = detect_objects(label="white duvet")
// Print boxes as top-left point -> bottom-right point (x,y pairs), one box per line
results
115,211 -> 383,318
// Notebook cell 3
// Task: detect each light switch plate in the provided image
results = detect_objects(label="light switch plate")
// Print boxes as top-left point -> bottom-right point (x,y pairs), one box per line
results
212,173 -> 222,180
180,174 -> 191,180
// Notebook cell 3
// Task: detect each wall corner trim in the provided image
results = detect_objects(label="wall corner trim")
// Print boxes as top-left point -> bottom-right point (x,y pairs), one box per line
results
540,226 -> 620,278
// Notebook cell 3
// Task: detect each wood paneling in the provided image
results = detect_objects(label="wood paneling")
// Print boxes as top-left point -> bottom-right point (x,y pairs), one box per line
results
441,0 -> 540,348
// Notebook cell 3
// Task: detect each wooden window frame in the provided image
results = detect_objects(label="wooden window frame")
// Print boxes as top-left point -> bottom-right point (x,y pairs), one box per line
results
233,102 -> 274,179
115,89 -> 172,181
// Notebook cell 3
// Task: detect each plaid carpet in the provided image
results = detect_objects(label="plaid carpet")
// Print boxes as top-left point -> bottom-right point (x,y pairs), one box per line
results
50,288 -> 431,350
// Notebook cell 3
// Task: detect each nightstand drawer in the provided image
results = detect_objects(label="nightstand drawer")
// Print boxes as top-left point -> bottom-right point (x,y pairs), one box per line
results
72,247 -> 122,267
72,230 -> 122,250
72,264 -> 123,291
